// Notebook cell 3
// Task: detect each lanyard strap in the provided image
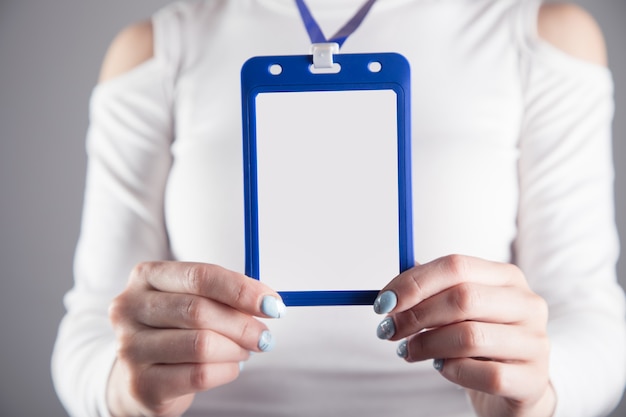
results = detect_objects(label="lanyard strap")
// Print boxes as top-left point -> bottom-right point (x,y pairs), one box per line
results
294,0 -> 378,48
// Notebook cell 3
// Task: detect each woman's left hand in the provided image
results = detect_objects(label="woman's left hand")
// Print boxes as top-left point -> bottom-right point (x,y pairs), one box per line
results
374,255 -> 556,417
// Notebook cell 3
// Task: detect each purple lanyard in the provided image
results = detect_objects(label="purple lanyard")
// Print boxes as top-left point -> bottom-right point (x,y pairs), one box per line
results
294,0 -> 378,48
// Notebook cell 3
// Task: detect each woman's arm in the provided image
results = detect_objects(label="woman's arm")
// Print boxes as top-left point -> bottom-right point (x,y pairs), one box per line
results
374,3 -> 625,417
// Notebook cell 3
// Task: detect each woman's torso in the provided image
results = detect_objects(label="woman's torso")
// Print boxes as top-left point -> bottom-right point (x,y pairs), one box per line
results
161,0 -> 525,415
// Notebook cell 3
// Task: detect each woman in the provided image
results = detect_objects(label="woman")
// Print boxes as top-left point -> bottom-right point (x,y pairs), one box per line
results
52,0 -> 626,416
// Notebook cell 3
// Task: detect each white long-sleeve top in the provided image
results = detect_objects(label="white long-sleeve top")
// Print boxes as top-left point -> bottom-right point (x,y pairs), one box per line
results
52,0 -> 626,416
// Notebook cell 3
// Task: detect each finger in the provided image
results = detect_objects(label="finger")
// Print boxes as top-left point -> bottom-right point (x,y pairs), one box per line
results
401,321 -> 549,363
435,357 -> 549,402
376,255 -> 527,314
131,262 -> 286,318
382,283 -> 547,341
126,291 -> 271,351
133,362 -> 240,410
119,329 -> 250,365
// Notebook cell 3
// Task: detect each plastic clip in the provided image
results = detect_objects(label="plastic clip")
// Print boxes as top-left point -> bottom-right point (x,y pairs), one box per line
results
311,42 -> 340,69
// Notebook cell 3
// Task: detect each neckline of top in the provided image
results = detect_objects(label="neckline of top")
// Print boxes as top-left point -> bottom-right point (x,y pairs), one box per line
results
257,0 -> 420,15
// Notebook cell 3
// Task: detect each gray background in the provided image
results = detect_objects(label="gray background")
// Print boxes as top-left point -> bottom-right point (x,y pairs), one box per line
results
0,0 -> 624,416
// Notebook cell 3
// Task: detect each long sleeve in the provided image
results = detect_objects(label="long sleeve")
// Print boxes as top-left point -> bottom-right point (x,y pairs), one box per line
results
50,10 -> 179,416
516,7 -> 626,416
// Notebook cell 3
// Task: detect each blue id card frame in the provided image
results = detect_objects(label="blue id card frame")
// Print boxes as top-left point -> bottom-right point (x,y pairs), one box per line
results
241,52 -> 413,306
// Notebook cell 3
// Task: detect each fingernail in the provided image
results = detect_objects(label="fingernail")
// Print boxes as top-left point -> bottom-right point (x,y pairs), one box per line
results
373,291 -> 397,314
258,330 -> 275,352
239,361 -> 245,372
376,317 -> 396,340
261,295 -> 287,318
433,358 -> 444,372
396,340 -> 408,359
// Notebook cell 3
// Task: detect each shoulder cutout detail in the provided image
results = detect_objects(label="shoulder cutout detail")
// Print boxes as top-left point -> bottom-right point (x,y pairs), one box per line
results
537,3 -> 607,67
98,20 -> 154,83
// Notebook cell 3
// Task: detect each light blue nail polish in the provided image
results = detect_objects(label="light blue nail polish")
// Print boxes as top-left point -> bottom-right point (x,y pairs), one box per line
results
373,291 -> 397,314
261,296 -> 287,318
258,330 -> 275,352
396,340 -> 408,359
433,358 -> 444,372
376,317 -> 396,340
239,361 -> 245,372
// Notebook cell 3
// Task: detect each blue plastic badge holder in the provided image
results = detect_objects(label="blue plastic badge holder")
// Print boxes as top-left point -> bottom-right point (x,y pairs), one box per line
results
241,52 -> 413,306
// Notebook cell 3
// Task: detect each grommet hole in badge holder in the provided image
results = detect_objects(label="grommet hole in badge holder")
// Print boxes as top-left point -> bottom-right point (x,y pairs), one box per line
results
269,64 -> 283,75
368,61 -> 382,73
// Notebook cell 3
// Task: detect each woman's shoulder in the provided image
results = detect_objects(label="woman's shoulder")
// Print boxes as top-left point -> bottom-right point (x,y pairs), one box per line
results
97,0 -> 223,84
98,20 -> 154,83
537,2 -> 607,67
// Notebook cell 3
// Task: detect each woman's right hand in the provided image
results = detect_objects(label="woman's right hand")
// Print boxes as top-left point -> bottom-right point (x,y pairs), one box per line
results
106,261 -> 286,417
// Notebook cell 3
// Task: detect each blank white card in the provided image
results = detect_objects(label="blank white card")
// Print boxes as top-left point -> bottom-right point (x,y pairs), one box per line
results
254,89 -> 399,291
